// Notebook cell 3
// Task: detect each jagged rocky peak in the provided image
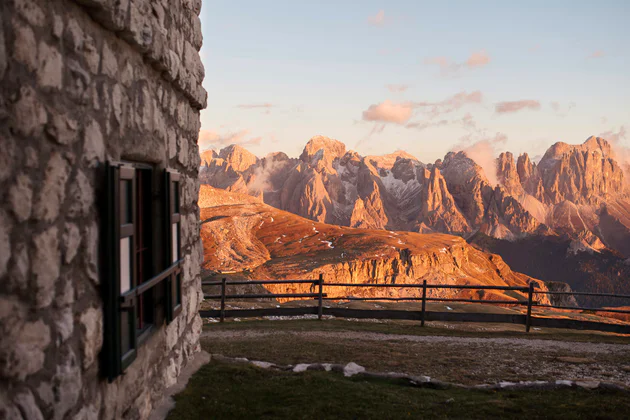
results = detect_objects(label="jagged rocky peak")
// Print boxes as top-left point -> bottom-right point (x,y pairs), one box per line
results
367,150 -> 420,171
496,152 -> 523,194
516,153 -> 534,181
200,149 -> 218,166
440,151 -> 490,187
391,158 -> 423,183
538,136 -> 624,204
300,136 -> 346,164
417,166 -> 471,234
263,151 -> 291,163
218,144 -> 259,172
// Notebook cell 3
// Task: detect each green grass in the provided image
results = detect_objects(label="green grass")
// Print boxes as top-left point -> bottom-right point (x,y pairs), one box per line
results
168,361 -> 630,419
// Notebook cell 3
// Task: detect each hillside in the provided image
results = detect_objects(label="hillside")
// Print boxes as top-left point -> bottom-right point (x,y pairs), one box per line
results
469,233 -> 630,307
199,186 -> 551,303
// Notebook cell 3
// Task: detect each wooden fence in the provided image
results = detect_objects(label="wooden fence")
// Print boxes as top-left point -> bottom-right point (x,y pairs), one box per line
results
200,276 -> 630,335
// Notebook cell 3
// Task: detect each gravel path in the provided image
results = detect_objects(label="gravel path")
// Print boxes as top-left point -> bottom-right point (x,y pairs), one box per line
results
203,329 -> 630,355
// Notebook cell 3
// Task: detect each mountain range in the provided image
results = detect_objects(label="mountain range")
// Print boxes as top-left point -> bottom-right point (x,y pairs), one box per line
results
199,136 -> 630,306
200,135 -> 630,257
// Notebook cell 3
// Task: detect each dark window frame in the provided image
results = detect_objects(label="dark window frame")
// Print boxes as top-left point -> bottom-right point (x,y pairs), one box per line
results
102,162 -> 184,381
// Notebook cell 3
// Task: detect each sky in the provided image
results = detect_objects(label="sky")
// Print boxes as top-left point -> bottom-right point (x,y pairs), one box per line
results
198,0 -> 630,164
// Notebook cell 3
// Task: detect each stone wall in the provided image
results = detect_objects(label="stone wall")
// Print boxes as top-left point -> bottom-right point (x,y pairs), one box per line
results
0,0 -> 206,418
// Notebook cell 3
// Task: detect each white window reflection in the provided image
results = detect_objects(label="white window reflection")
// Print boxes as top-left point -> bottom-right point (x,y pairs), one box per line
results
120,237 -> 131,293
172,223 -> 179,263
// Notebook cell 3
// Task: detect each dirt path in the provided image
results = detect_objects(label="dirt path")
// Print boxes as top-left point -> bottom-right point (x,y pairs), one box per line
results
203,329 -> 630,354
202,327 -> 630,385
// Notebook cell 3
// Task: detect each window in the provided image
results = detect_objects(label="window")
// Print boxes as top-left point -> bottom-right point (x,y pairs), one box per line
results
102,162 -> 183,381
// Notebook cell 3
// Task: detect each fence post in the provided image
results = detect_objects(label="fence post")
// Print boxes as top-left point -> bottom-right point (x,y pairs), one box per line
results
421,280 -> 427,327
525,282 -> 535,332
220,278 -> 226,323
318,274 -> 324,320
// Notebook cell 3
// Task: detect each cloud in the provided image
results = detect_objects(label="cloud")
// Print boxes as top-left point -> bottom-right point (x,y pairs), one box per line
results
237,103 -> 274,109
406,113 -> 477,131
600,126 -> 630,176
198,129 -> 262,150
386,84 -> 409,93
466,50 -> 491,68
413,90 -> 483,118
588,50 -> 605,59
495,100 -> 541,114
367,10 -> 387,26
362,100 -> 413,124
451,133 -> 508,186
423,51 -> 491,75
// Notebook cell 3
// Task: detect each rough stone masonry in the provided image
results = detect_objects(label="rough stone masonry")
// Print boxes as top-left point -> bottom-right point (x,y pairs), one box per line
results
0,0 -> 207,418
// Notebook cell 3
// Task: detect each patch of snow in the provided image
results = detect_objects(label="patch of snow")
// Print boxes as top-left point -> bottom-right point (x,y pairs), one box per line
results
322,363 -> 333,372
321,240 -> 334,249
446,306 -> 453,311
343,362 -> 366,377
293,364 -> 310,373
380,170 -> 422,201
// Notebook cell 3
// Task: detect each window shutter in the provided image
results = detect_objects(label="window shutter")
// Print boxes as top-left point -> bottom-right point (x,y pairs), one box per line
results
103,163 -> 138,380
165,170 -> 183,323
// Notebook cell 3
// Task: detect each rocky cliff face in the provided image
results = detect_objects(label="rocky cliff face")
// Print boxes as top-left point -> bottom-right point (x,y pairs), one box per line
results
200,136 -> 630,257
495,137 -> 630,254
199,186 -> 551,304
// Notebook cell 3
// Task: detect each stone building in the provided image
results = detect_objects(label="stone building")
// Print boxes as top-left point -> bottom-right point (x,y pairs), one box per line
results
1,0 -> 206,418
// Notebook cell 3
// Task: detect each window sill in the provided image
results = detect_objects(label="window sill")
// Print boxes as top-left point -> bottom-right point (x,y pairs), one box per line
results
137,324 -> 156,347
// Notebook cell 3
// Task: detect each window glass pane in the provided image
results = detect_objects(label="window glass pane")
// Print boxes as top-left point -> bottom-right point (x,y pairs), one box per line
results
120,237 -> 131,293
120,310 -> 131,355
172,222 -> 179,263
121,180 -> 132,224
173,181 -> 180,213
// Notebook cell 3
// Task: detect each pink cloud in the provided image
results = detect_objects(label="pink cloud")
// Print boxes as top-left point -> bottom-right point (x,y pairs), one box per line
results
367,10 -> 387,26
495,100 -> 541,114
423,56 -> 451,72
362,100 -> 413,124
198,129 -> 262,150
414,90 -> 483,117
406,112 -> 478,132
466,50 -> 491,68
386,84 -> 409,93
424,51 -> 491,75
588,50 -> 605,59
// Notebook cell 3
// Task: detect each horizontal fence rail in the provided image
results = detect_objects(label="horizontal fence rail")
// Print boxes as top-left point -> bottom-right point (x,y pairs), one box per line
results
200,276 -> 630,334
